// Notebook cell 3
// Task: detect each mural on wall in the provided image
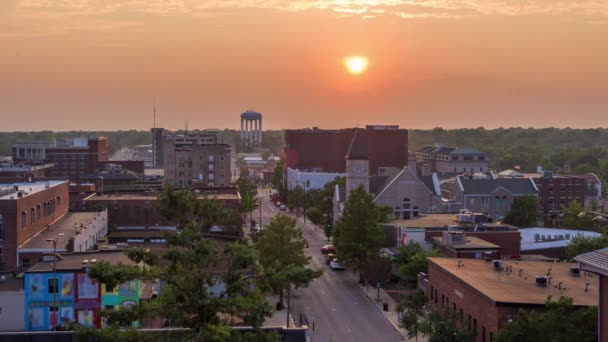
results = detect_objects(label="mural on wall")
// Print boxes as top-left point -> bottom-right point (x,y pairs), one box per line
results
77,274 -> 98,299
28,308 -> 44,329
60,307 -> 74,323
28,274 -> 44,299
119,281 -> 137,297
78,310 -> 95,327
61,274 -> 74,297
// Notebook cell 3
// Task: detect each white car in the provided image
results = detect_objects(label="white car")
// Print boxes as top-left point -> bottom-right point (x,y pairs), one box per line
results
279,204 -> 286,211
329,259 -> 345,271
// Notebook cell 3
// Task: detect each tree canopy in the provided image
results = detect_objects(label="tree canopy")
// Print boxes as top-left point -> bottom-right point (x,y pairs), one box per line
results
496,296 -> 597,342
503,195 -> 539,227
333,185 -> 387,269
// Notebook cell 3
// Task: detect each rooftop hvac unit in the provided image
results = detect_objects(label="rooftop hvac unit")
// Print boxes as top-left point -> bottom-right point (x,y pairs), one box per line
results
493,260 -> 503,270
536,276 -> 548,287
570,267 -> 581,277
457,214 -> 473,223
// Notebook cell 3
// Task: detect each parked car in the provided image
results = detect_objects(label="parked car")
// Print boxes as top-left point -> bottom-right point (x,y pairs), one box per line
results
321,245 -> 336,255
329,259 -> 345,271
279,204 -> 286,211
325,253 -> 335,265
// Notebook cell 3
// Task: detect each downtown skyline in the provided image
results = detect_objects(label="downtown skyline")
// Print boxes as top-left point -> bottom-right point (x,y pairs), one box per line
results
2,0 -> 608,131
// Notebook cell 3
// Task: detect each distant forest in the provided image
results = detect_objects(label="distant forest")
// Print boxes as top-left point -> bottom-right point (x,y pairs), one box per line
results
1,127 -> 607,184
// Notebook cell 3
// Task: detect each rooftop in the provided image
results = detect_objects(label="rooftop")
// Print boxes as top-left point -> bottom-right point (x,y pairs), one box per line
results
392,214 -> 516,231
458,176 -> 538,195
84,192 -> 240,201
0,180 -> 67,200
431,235 -> 501,250
575,248 -> 608,275
27,250 -> 135,273
428,257 -> 598,306
520,228 -> 602,251
18,211 -> 105,250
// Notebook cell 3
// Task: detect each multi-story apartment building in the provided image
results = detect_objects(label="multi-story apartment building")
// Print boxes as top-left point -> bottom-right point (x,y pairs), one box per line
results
0,180 -> 69,272
415,145 -> 488,175
162,131 -> 232,188
12,137 -> 109,181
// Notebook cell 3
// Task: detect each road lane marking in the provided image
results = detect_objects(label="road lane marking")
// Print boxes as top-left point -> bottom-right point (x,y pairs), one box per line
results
332,307 -> 336,312
347,328 -> 351,334
321,289 -> 326,295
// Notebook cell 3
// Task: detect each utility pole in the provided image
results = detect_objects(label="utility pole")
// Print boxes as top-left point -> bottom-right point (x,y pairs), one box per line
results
46,232 -> 64,331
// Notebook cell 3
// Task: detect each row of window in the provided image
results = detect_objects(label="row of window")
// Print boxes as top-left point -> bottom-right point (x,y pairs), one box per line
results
430,285 -> 494,342
21,196 -> 61,229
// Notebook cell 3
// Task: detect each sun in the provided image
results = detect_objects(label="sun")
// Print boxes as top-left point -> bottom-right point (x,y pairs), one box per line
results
344,56 -> 368,75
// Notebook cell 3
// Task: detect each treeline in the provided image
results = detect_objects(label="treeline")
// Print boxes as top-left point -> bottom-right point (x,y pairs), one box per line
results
410,127 -> 608,183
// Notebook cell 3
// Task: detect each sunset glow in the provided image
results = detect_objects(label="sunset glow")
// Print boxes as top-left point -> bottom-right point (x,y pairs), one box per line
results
344,56 -> 368,75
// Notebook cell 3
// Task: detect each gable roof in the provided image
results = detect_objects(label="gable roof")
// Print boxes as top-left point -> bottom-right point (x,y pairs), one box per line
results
575,247 -> 608,275
345,129 -> 368,159
458,176 -> 538,195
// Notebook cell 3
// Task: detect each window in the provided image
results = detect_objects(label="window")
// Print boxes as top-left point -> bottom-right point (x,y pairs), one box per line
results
468,314 -> 471,329
37,205 -> 41,220
441,295 -> 444,305
48,278 -> 58,293
473,319 -> 477,333
490,332 -> 494,342
430,286 -> 434,300
434,289 -> 438,303
57,196 -> 61,207
482,326 -> 486,342
31,208 -> 35,225
21,211 -> 27,228
105,284 -> 114,292
22,258 -> 30,269
49,306 -> 58,312
460,308 -> 463,320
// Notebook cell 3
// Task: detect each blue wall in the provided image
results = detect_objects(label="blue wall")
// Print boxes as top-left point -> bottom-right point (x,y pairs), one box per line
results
24,272 -> 76,331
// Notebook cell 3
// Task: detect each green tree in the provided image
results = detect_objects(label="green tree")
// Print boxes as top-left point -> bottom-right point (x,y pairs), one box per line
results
503,196 -> 539,227
81,188 -> 276,341
287,186 -> 306,214
270,160 -> 284,190
306,207 -> 323,227
395,243 -> 440,286
565,233 -> 608,259
496,296 -> 597,342
333,185 -> 386,276
255,214 -> 322,306
561,200 -> 594,229
397,291 -> 428,342
323,221 -> 333,242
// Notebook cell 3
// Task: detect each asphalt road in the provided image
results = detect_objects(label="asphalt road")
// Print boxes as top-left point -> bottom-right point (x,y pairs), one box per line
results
258,195 -> 404,342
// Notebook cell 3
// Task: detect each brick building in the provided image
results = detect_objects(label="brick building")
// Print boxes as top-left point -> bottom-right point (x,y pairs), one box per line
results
0,161 -> 54,182
415,145 -> 489,175
161,131 -> 233,188
0,180 -> 69,272
12,137 -> 109,181
391,213 -> 521,258
426,258 -> 598,342
497,168 -> 586,213
284,125 -> 408,174
431,231 -> 501,259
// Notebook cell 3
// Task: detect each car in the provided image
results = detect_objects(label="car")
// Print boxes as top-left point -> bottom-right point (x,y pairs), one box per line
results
279,204 -> 286,211
321,244 -> 336,255
325,253 -> 335,265
329,259 -> 345,271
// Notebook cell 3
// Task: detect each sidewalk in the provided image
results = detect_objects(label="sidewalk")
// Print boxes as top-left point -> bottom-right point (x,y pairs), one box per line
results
350,272 -> 427,342
264,295 -> 296,328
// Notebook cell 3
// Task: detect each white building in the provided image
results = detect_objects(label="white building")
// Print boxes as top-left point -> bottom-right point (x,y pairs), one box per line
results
287,168 -> 344,191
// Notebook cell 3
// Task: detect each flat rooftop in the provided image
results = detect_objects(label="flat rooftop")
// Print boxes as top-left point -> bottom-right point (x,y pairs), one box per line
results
84,192 -> 240,201
27,250 -> 134,273
18,211 -> 105,250
520,228 -> 602,251
431,236 -> 501,250
0,180 -> 66,200
393,214 -> 516,231
429,257 -> 598,306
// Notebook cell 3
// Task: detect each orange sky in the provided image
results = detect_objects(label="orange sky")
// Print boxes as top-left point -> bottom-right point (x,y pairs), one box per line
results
1,1 -> 608,131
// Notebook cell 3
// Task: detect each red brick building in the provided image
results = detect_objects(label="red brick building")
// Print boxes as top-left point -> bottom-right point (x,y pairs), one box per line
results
12,137 -> 109,181
284,125 -> 408,174
426,258 -> 598,342
0,180 -> 69,272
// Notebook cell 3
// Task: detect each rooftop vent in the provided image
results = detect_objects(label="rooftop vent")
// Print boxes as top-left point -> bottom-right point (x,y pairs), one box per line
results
536,276 -> 548,287
493,260 -> 503,270
570,267 -> 581,277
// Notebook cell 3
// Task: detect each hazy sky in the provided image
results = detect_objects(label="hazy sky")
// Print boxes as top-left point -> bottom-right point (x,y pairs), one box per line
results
1,1 -> 608,131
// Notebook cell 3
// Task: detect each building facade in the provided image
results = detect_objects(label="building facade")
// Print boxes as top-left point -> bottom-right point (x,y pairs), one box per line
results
284,125 -> 408,175
415,145 -> 488,175
0,180 -> 69,272
12,138 -> 110,181
162,132 -> 232,188
286,168 -> 344,191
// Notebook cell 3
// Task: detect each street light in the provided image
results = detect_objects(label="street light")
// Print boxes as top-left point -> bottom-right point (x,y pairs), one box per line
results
46,232 -> 64,331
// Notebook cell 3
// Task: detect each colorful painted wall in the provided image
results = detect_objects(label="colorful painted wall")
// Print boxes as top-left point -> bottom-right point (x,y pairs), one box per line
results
24,272 -> 75,331
24,271 -> 141,330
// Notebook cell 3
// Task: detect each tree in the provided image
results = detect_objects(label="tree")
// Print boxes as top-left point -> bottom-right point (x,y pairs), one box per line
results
333,185 -> 386,275
398,291 -> 427,342
270,161 -> 284,190
323,221 -> 333,242
395,243 -> 440,287
496,296 -> 597,342
503,196 -> 539,227
565,232 -> 608,259
255,214 -> 322,306
561,200 -> 594,229
287,186 -> 306,215
81,188 -> 277,341
306,207 -> 323,227
422,307 -> 476,342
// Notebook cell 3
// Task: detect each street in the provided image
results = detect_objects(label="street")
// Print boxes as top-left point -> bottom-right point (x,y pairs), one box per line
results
258,194 -> 404,342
